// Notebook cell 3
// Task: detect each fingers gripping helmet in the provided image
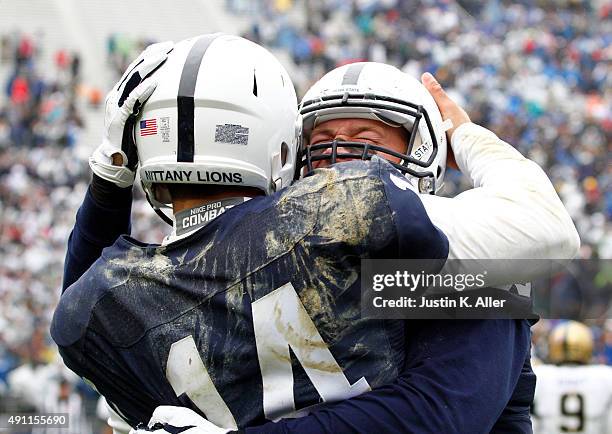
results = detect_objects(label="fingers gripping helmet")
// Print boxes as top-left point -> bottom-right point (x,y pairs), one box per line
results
299,62 -> 447,194
135,34 -> 298,222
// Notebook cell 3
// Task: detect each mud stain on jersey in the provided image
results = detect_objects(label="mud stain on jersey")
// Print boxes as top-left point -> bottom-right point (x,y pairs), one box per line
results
318,179 -> 385,247
264,231 -> 284,259
103,245 -> 146,286
272,300 -> 327,351
175,250 -> 188,267
271,309 -> 343,374
299,286 -> 323,315
188,238 -> 216,273
132,253 -> 175,290
313,256 -> 358,292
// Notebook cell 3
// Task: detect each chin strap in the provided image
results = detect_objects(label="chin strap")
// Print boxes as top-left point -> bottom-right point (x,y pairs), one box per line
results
154,207 -> 174,226
145,191 -> 174,226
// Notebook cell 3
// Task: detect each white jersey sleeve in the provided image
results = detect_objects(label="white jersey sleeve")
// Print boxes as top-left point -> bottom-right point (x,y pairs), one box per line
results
532,364 -> 612,434
420,123 -> 580,286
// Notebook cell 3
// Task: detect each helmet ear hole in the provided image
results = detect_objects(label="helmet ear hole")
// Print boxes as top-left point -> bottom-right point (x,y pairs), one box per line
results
437,166 -> 443,178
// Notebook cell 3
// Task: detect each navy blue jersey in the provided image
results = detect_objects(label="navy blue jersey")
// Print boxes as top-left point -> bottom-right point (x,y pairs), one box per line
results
52,159 -> 449,428
246,319 -> 534,434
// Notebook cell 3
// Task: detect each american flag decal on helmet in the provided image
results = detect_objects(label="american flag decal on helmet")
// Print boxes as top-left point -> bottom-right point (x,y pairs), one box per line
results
140,119 -> 158,136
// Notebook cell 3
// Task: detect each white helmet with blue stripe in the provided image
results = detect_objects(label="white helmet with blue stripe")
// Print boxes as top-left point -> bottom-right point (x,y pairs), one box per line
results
135,34 -> 299,222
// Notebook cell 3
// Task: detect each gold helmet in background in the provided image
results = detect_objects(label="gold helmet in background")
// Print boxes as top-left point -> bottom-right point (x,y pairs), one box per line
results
548,321 -> 594,365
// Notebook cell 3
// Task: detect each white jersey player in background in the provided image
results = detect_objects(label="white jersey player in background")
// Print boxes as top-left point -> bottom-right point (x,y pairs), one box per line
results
532,321 -> 612,434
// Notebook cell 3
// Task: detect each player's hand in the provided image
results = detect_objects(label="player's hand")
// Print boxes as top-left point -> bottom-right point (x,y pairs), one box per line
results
129,406 -> 231,434
421,72 -> 470,170
90,41 -> 173,188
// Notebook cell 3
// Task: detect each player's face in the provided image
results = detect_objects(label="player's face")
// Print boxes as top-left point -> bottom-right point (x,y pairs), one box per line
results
308,118 -> 408,169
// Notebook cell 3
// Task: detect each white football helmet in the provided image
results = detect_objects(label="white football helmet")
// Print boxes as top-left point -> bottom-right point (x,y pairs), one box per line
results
135,34 -> 298,222
299,62 -> 447,193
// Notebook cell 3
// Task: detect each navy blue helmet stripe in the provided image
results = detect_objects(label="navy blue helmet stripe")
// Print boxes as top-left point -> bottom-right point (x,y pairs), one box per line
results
177,34 -> 221,162
341,63 -> 365,85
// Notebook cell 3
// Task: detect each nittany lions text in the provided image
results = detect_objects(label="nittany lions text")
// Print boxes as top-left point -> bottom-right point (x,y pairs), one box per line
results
142,170 -> 243,183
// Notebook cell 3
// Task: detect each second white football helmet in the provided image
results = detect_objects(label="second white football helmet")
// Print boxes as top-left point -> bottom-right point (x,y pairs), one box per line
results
299,62 -> 447,193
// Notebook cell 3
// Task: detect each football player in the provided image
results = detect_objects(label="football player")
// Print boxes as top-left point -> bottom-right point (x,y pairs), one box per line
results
532,321 -> 612,434
133,60 -> 580,434
52,34 -> 579,434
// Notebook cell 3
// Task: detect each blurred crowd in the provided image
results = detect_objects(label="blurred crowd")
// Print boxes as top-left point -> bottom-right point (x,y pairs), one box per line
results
0,0 -> 610,431
1,34 -> 84,149
0,32 -> 165,432
1,30 -> 86,372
